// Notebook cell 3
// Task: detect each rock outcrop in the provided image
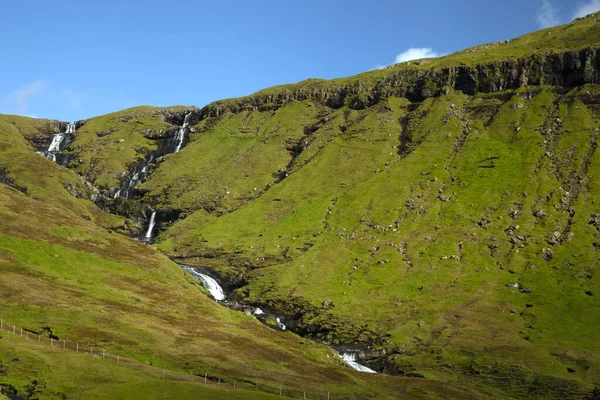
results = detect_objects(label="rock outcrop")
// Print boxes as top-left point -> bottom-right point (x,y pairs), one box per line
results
198,48 -> 600,118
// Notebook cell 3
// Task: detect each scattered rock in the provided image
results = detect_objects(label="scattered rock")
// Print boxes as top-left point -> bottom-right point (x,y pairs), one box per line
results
566,232 -> 575,241
322,300 -> 334,308
543,247 -> 554,261
534,209 -> 547,218
519,287 -> 532,293
506,282 -> 519,288
417,321 -> 425,327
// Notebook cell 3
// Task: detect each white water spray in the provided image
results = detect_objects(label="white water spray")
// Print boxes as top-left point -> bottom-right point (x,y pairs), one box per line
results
48,122 -> 76,152
145,211 -> 156,239
276,317 -> 286,331
340,352 -> 376,373
183,266 -> 225,301
174,113 -> 191,153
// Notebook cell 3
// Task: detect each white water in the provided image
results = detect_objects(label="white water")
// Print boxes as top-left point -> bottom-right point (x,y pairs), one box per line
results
340,352 -> 376,373
276,317 -> 286,331
36,151 -> 56,162
113,189 -> 121,199
47,134 -> 65,152
145,211 -> 156,239
125,170 -> 139,199
253,308 -> 264,315
48,122 -> 76,152
174,113 -> 192,153
183,266 -> 225,301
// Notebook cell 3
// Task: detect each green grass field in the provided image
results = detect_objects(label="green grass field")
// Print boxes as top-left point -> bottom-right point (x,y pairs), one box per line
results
0,12 -> 599,400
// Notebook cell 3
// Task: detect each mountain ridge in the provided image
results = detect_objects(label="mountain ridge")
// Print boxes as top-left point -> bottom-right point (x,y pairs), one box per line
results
0,13 -> 599,399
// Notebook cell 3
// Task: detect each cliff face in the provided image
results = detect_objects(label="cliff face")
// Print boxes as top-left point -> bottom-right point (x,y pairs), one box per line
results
198,48 -> 600,118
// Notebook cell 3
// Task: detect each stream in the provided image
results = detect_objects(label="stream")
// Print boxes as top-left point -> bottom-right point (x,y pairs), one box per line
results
180,264 -> 377,374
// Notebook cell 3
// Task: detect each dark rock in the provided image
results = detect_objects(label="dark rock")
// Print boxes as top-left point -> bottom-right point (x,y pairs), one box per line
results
543,247 -> 554,261
534,209 -> 547,217
322,300 -> 334,308
519,287 -> 532,293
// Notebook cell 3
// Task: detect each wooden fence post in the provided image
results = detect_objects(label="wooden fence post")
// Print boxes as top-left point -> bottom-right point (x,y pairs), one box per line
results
13,325 -> 15,335
204,372 -> 207,384
1,319 -> 3,329
63,341 -> 66,350
50,338 -> 53,347
20,328 -> 22,337
117,355 -> 120,363
234,380 -> 236,390
76,342 -> 79,352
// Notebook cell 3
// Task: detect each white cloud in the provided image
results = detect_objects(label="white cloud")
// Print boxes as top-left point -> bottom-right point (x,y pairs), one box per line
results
572,0 -> 600,18
373,47 -> 444,70
1,80 -> 49,115
395,48 -> 442,64
537,0 -> 560,28
0,80 -> 85,118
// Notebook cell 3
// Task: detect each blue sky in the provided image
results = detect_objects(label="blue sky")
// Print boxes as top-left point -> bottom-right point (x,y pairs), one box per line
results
0,0 -> 598,121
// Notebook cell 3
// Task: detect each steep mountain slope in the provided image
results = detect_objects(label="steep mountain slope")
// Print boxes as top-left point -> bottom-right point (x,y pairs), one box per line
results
1,11 -> 599,400
142,14 -> 598,398
0,115 -> 483,399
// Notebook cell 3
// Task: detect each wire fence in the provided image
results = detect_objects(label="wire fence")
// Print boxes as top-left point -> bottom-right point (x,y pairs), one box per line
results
0,318 -> 342,399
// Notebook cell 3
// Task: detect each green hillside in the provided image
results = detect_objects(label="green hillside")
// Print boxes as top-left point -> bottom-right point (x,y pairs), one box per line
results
1,11 -> 600,400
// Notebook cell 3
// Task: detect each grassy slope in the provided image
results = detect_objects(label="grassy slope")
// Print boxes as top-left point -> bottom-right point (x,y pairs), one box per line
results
67,106 -> 195,191
0,117 -> 483,399
154,85 -> 600,398
0,12 -> 598,400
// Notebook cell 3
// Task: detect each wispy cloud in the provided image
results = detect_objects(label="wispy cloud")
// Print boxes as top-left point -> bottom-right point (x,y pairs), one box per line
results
572,0 -> 600,18
0,80 -> 49,115
537,0 -> 560,28
0,80 -> 86,118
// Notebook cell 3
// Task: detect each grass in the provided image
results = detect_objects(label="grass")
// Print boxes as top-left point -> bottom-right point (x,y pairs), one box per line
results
1,13 -> 599,400
152,86 -> 600,398
0,166 -> 484,398
0,333 -> 287,400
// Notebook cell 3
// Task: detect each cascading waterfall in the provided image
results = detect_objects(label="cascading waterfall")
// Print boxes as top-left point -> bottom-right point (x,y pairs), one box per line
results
124,169 -> 140,199
144,211 -> 156,240
276,317 -> 287,331
38,122 -> 76,164
340,352 -> 376,373
173,113 -> 191,153
178,263 -> 380,373
182,266 -> 226,301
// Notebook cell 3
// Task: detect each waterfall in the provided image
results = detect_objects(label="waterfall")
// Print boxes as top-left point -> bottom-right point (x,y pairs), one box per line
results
40,122 -> 76,165
173,113 -> 192,153
182,266 -> 226,301
340,352 -> 376,373
113,189 -> 121,199
144,211 -> 156,239
124,169 -> 140,199
47,134 -> 65,152
276,317 -> 286,331
48,122 -> 76,152
36,151 -> 56,162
